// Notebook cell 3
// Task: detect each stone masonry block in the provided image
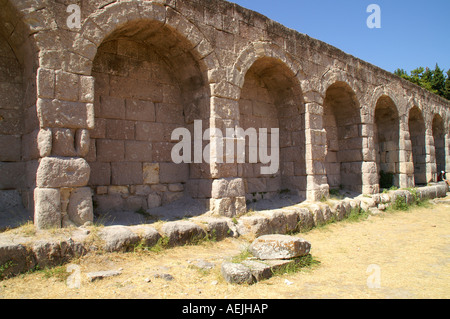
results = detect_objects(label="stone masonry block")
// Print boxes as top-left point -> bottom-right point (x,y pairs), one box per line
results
96,139 -> 124,162
34,188 -> 61,229
36,157 -> 90,188
159,163 -> 189,183
88,162 -> 111,186
52,128 -> 77,157
212,178 -> 245,199
0,135 -> 21,161
37,128 -> 52,157
143,163 -> 159,185
37,98 -> 93,129
55,70 -> 79,102
67,187 -> 94,226
37,68 -> 55,99
111,162 -> 143,185
125,141 -> 152,162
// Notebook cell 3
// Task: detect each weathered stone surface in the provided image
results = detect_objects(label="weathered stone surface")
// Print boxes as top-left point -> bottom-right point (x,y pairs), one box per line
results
259,210 -> 288,234
36,157 -> 90,188
297,207 -> 314,232
67,187 -> 94,226
99,226 -> 140,252
153,273 -> 174,281
195,217 -> 235,240
87,269 -> 122,282
249,234 -> 311,260
211,178 -> 245,199
221,262 -> 254,285
129,225 -> 161,248
0,0 -> 448,232
236,215 -> 270,237
37,98 -> 94,129
435,183 -> 448,198
240,260 -> 272,281
189,259 -> 215,270
0,240 -> 35,278
161,221 -> 206,246
52,128 -> 77,157
32,238 -> 87,268
147,193 -> 162,209
75,129 -> 91,156
34,188 -> 61,229
159,163 -> 189,184
37,128 -> 52,157
309,204 -> 325,227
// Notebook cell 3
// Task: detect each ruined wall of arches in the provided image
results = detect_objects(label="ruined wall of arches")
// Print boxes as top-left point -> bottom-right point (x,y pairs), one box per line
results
1,0 -> 448,229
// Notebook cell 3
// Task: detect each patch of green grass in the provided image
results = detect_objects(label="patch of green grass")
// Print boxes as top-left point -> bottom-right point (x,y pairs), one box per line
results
148,236 -> 170,253
0,260 -> 15,280
39,265 -> 72,282
231,247 -> 253,264
344,208 -> 370,223
390,196 -> 409,211
385,188 -> 431,213
271,254 -> 321,276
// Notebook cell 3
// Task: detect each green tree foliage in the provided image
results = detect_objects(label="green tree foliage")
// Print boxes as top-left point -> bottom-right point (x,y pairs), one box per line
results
394,64 -> 449,100
444,70 -> 450,100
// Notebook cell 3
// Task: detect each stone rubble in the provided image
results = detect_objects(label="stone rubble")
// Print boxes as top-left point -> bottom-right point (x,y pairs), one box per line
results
0,183 -> 448,280
222,234 -> 312,285
86,269 -> 122,282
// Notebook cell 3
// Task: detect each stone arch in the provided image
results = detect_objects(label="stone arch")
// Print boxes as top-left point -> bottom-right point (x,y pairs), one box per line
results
0,0 -> 39,226
408,106 -> 427,185
232,41 -> 307,92
87,15 -> 212,218
374,94 -> 400,189
238,56 -> 306,206
319,68 -> 362,100
432,113 -> 446,177
74,2 -> 220,78
323,81 -> 363,193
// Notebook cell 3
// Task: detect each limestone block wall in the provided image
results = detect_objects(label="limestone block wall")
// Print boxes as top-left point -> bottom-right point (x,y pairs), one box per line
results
0,0 -> 449,229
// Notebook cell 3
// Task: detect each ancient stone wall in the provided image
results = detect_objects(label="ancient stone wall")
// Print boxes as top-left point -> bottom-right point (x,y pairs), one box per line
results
0,0 -> 449,229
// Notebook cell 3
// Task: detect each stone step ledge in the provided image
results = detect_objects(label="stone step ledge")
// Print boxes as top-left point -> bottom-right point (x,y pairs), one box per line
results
1,183 -> 448,279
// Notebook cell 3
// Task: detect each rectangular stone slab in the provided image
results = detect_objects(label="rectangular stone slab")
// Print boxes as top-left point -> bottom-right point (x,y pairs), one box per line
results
249,234 -> 311,260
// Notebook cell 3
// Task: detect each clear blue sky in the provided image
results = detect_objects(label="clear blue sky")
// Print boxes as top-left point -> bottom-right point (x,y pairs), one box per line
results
230,0 -> 450,74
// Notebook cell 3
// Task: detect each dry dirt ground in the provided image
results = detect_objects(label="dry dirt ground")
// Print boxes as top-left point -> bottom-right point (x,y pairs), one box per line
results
0,199 -> 449,299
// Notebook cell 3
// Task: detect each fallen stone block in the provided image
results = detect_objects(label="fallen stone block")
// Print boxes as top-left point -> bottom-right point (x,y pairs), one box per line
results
221,262 -> 254,285
249,234 -> 311,260
241,260 -> 272,281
